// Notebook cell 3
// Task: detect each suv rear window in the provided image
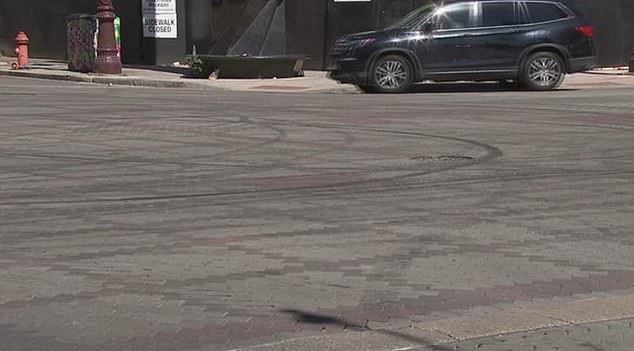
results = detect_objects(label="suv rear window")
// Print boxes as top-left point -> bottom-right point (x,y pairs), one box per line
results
526,2 -> 568,23
481,2 -> 517,27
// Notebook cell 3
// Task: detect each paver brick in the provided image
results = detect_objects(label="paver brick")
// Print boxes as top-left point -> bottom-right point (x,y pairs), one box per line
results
1,77 -> 634,350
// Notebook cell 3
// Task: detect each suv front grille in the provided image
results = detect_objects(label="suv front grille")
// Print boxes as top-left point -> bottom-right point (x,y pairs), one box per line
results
331,39 -> 354,56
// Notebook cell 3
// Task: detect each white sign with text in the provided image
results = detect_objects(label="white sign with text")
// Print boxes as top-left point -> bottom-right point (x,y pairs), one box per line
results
142,0 -> 178,38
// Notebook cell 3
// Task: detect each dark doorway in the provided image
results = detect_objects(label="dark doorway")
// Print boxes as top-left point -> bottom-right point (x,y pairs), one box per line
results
324,1 -> 375,67
285,0 -> 327,69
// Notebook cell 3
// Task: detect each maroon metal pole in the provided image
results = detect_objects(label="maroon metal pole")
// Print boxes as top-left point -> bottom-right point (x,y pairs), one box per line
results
629,47 -> 634,73
94,0 -> 122,74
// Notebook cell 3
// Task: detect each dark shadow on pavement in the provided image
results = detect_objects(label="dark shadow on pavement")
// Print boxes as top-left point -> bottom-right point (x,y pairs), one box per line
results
280,309 -> 453,351
397,82 -> 578,94
123,64 -> 191,76
28,63 -> 57,68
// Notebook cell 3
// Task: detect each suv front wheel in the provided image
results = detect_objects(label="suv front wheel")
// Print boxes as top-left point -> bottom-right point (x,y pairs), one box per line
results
521,52 -> 565,91
369,55 -> 414,93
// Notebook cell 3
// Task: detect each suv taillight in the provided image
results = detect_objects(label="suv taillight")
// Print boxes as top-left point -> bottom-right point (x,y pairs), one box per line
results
576,26 -> 594,38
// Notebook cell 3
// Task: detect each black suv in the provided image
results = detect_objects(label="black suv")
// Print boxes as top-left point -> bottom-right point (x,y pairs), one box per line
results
328,0 -> 596,93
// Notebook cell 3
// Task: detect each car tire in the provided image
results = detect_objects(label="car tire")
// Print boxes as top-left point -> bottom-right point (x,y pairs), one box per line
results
521,52 -> 565,91
370,55 -> 414,93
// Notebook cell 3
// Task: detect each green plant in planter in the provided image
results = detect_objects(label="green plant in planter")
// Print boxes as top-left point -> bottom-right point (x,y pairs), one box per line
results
185,55 -> 217,78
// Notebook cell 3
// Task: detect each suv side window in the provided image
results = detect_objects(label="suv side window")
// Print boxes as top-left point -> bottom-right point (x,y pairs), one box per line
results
433,3 -> 476,30
481,2 -> 517,27
525,2 -> 568,23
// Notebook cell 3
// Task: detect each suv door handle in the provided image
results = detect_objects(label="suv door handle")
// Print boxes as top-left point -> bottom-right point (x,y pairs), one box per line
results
455,44 -> 472,48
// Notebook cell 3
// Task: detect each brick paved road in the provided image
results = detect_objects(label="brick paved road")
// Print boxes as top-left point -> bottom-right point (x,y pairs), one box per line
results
0,77 -> 633,350
413,318 -> 634,351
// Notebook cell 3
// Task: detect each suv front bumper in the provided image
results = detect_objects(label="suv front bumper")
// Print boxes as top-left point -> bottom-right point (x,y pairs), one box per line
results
327,57 -> 370,85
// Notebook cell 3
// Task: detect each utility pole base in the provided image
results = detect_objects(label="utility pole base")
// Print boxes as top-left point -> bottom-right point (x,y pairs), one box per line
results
95,56 -> 122,74
94,0 -> 122,75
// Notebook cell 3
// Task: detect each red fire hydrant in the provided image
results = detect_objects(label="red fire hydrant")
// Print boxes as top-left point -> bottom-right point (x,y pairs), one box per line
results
12,32 -> 29,70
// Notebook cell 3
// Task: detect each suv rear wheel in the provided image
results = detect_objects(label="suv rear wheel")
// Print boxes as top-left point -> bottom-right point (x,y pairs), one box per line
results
369,55 -> 414,93
521,52 -> 565,91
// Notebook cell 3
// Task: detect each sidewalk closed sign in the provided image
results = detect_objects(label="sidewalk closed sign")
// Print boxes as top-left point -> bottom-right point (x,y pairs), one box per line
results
142,0 -> 178,38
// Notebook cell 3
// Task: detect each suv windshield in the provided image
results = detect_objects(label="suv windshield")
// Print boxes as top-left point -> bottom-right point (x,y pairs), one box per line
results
387,3 -> 437,29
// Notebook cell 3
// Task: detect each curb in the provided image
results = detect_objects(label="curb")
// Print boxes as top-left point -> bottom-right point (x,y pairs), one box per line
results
0,69 -> 195,89
0,68 -> 356,94
6,67 -> 630,93
224,294 -> 634,351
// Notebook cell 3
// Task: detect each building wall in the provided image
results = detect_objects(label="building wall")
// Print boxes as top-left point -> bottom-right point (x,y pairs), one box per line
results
1,0 -> 632,68
208,0 -> 269,54
0,0 -> 259,64
584,0 -> 634,66
286,0 -> 634,69
0,0 -> 143,63
0,0 -> 93,58
0,0 -> 196,65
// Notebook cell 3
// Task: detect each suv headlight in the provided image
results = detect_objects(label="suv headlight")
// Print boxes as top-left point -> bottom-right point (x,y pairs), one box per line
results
332,38 -> 376,56
348,38 -> 375,50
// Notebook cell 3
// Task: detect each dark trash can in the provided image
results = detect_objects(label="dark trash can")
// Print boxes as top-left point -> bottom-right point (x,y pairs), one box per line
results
67,14 -> 97,73
67,14 -> 121,73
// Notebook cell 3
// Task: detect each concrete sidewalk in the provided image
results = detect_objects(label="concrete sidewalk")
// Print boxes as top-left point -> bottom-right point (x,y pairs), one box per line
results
0,57 -> 357,93
1,56 -> 633,93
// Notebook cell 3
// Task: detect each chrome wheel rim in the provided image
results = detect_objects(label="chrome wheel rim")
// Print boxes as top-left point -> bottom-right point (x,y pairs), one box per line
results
528,57 -> 562,87
375,60 -> 408,90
